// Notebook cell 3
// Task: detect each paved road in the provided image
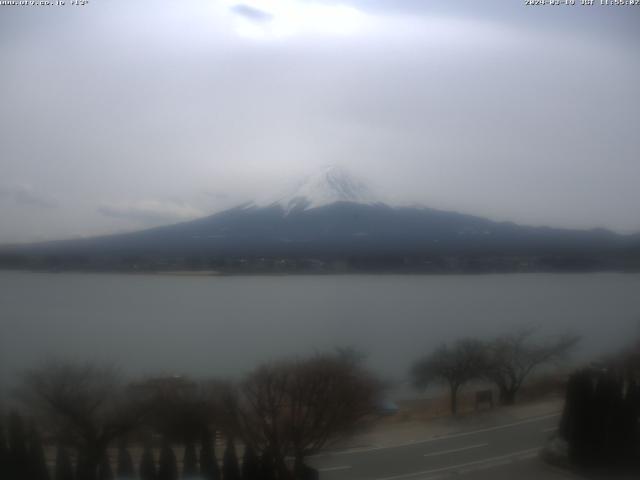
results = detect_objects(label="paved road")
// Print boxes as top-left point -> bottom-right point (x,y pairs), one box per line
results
309,413 -> 574,480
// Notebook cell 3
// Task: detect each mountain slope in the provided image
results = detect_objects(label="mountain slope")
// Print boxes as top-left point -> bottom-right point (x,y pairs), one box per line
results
1,166 -> 638,271
4,201 -> 633,257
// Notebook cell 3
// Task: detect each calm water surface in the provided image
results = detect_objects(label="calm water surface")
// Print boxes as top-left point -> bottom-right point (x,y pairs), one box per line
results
1,271 -> 639,388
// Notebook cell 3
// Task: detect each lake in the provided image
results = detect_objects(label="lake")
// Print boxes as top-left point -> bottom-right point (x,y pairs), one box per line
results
1,271 -> 639,392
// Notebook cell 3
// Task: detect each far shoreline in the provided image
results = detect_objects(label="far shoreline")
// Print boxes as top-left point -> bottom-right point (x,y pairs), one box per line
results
1,268 -> 639,277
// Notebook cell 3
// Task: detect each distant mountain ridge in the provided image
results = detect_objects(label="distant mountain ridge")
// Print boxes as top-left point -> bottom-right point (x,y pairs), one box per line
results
1,166 -> 639,272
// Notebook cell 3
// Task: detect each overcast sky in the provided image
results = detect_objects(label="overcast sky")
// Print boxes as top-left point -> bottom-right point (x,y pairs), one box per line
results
1,0 -> 639,243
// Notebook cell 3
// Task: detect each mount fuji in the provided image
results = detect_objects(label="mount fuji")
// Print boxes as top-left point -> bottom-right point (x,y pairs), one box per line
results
1,165 -> 638,272
252,164 -> 380,213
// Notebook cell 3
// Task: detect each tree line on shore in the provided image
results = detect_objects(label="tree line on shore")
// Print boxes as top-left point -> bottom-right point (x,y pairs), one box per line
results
413,332 -> 640,471
410,329 -> 579,414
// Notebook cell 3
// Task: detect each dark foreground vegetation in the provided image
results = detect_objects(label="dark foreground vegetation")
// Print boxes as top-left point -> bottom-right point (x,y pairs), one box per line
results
0,351 -> 382,480
558,341 -> 640,474
411,332 -> 640,474
3,332 -> 638,479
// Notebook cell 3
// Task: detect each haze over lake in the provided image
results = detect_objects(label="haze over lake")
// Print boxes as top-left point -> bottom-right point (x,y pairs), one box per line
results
2,271 -> 639,392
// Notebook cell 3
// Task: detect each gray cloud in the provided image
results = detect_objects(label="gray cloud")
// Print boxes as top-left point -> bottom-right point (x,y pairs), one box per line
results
231,4 -> 273,23
0,184 -> 57,209
318,0 -> 640,40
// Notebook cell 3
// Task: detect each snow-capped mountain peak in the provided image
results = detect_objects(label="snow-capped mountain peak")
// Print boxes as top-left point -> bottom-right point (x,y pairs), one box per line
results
257,165 -> 379,213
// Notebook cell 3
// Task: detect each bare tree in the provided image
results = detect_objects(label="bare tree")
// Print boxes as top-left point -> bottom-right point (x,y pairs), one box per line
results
484,329 -> 579,405
411,339 -> 486,415
230,364 -> 290,477
230,353 -> 382,478
19,360 -> 147,480
286,355 -> 381,465
131,375 -> 225,443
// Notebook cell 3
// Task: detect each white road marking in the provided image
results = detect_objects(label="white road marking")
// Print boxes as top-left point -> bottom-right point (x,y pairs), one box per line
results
375,447 -> 540,480
320,412 -> 560,457
423,443 -> 488,458
542,427 -> 557,433
317,465 -> 352,472
455,450 -> 539,476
